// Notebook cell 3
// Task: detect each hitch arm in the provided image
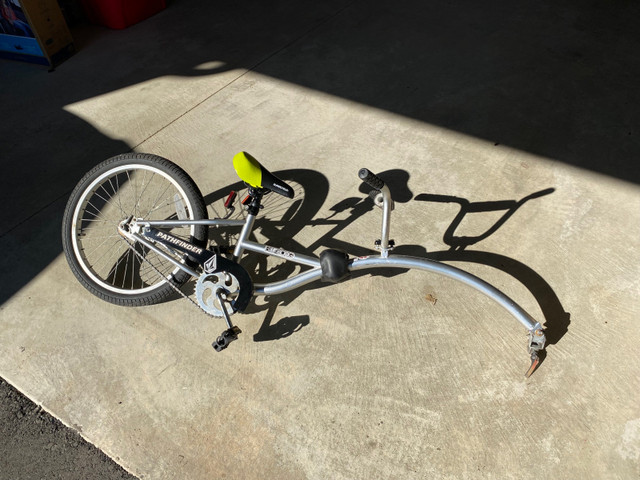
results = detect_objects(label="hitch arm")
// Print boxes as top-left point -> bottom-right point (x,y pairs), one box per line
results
525,327 -> 546,378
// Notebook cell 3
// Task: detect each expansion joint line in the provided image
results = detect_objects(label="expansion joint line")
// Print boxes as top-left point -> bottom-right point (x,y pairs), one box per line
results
132,1 -> 356,151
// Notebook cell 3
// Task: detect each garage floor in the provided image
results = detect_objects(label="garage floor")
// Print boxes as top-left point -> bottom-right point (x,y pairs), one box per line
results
1,1 -> 639,478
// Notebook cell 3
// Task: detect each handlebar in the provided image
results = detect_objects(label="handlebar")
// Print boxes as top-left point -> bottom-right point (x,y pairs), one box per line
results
358,168 -> 385,191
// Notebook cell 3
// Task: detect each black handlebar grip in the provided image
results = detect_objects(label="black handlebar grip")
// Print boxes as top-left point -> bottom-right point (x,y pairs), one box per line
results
358,168 -> 385,191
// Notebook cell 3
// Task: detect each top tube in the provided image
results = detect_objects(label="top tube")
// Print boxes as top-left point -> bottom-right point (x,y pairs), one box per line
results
143,219 -> 246,227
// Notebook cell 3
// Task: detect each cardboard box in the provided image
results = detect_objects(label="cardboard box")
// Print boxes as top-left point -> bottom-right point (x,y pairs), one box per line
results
0,0 -> 74,67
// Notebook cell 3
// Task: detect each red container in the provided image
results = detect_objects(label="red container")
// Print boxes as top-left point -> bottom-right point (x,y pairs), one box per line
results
81,0 -> 166,29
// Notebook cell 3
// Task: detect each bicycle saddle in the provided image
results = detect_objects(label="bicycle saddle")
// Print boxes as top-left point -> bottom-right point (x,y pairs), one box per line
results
233,151 -> 294,198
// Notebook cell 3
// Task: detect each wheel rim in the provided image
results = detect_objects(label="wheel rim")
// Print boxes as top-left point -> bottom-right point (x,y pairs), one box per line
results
71,163 -> 199,295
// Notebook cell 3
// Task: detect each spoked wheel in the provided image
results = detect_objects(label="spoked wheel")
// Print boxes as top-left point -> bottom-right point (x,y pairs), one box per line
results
62,153 -> 208,306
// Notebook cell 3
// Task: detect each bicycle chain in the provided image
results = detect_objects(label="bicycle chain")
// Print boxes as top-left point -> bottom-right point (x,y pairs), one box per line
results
122,237 -> 218,318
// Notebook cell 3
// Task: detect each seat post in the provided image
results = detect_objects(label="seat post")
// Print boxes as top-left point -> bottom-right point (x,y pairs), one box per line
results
232,188 -> 263,261
232,213 -> 256,261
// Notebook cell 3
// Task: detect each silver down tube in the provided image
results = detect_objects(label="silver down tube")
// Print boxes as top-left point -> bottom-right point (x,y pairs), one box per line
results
240,241 -> 321,268
254,268 -> 323,296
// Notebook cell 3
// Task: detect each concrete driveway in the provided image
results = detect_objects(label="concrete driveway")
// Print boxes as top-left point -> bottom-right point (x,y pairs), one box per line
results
1,1 -> 638,478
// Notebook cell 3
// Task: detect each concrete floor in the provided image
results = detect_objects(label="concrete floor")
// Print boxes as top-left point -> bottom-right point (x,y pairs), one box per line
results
1,0 -> 639,478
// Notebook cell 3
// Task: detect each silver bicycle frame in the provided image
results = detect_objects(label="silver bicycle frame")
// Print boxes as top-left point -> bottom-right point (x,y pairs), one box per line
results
254,255 -> 540,330
128,186 -> 546,375
134,211 -> 541,334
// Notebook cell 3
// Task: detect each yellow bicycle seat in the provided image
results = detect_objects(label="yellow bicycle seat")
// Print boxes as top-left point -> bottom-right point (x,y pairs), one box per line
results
233,152 -> 294,198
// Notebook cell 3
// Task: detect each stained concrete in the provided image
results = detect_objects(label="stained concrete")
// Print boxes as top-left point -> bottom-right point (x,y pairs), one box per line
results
1,1 -> 639,478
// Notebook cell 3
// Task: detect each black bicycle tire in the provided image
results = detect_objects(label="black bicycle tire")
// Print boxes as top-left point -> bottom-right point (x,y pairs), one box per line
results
61,153 -> 208,306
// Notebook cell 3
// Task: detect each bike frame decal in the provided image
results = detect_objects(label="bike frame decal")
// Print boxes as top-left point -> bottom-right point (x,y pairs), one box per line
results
145,228 -> 208,263
265,245 -> 296,259
153,230 -> 203,254
204,255 -> 217,273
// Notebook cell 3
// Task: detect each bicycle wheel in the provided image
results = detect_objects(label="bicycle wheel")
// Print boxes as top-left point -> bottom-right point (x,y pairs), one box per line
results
62,153 -> 208,306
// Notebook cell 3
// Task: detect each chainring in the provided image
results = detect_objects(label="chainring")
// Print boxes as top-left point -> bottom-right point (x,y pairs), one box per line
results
195,272 -> 241,317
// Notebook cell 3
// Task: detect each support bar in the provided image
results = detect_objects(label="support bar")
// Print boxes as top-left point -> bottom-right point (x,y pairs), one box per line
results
126,232 -> 200,278
349,255 -> 541,332
254,268 -> 323,295
255,253 -> 542,334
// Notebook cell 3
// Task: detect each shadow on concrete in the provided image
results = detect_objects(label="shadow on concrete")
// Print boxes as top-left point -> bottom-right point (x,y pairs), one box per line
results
252,0 -> 640,184
412,190 -> 570,349
415,189 -> 556,250
3,0 -> 632,310
253,302 -> 310,342
199,166 -> 569,357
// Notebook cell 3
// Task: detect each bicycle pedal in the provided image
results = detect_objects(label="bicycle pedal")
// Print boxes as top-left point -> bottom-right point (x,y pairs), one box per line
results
212,326 -> 242,352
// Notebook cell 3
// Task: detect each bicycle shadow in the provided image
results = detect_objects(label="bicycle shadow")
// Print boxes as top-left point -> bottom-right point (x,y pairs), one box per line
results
201,167 -> 570,360
414,189 -> 556,250
200,167 -> 376,340
411,189 -> 570,350
252,302 -> 310,342
199,168 -> 330,341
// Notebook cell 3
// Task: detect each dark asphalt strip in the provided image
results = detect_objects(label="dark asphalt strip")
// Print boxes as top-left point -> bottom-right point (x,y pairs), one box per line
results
0,377 -> 138,480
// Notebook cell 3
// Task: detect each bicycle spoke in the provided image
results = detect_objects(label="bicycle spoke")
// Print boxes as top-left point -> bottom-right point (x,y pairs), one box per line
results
146,173 -> 171,217
82,233 -> 123,259
78,217 -> 115,223
145,180 -> 173,219
97,183 -> 126,218
107,177 -> 124,214
134,169 -> 154,216
90,239 -> 127,274
113,173 -> 125,217
124,169 -> 135,218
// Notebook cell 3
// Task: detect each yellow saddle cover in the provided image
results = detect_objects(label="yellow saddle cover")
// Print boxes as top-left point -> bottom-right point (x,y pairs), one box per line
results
232,152 -> 294,198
